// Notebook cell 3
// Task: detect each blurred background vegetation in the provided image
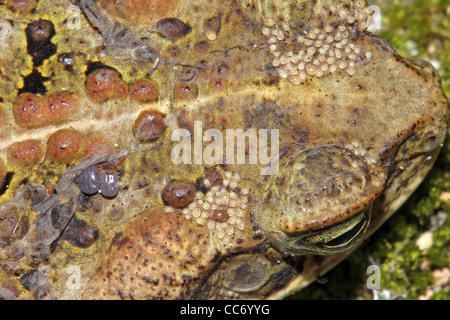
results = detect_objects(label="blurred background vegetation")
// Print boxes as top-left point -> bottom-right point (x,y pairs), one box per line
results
291,0 -> 450,300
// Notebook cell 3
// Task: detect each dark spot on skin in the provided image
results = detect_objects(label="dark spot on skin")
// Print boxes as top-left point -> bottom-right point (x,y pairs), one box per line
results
46,129 -> 82,163
85,61 -> 116,76
252,234 -> 263,240
25,20 -> 57,67
195,41 -> 209,53
20,269 -> 39,291
50,203 -> 73,230
0,172 -> 14,196
108,207 -> 124,221
77,193 -> 93,212
109,232 -> 123,250
155,18 -> 192,41
161,180 -> 196,208
18,69 -> 49,95
6,0 -> 37,14
61,216 -> 99,248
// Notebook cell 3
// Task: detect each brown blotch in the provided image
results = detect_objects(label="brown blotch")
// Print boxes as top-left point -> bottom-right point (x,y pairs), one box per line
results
0,208 -> 29,246
13,93 -> 46,128
61,217 -> 99,248
194,41 -> 209,53
130,79 -> 159,103
161,180 -> 196,208
155,18 -> 192,41
85,68 -> 122,103
44,92 -> 79,125
133,110 -> 166,143
173,83 -> 199,101
6,0 -> 37,14
46,129 -> 82,163
8,140 -> 43,166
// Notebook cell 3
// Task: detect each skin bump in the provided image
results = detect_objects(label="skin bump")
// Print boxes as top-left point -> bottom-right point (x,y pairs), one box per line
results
13,93 -> 46,128
7,140 -> 44,167
130,79 -> 159,103
6,0 -> 37,14
85,68 -> 123,103
161,180 -> 197,208
132,110 -> 166,143
44,92 -> 79,125
46,129 -> 83,163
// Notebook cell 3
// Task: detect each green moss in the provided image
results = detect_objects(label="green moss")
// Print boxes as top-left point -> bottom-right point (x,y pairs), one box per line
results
376,0 -> 450,97
291,0 -> 449,300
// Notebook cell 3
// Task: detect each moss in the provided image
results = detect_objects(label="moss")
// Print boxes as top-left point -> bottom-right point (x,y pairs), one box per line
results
291,0 -> 450,300
376,0 -> 450,97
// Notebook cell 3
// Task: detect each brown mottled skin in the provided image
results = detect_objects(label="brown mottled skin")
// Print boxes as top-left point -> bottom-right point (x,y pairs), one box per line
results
0,0 -> 448,299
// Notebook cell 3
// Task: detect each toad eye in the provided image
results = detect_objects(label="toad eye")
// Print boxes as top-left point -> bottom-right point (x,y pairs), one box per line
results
292,206 -> 371,254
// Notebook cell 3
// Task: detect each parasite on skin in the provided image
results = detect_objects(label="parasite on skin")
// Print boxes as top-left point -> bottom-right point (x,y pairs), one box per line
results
78,165 -> 100,195
99,172 -> 119,198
